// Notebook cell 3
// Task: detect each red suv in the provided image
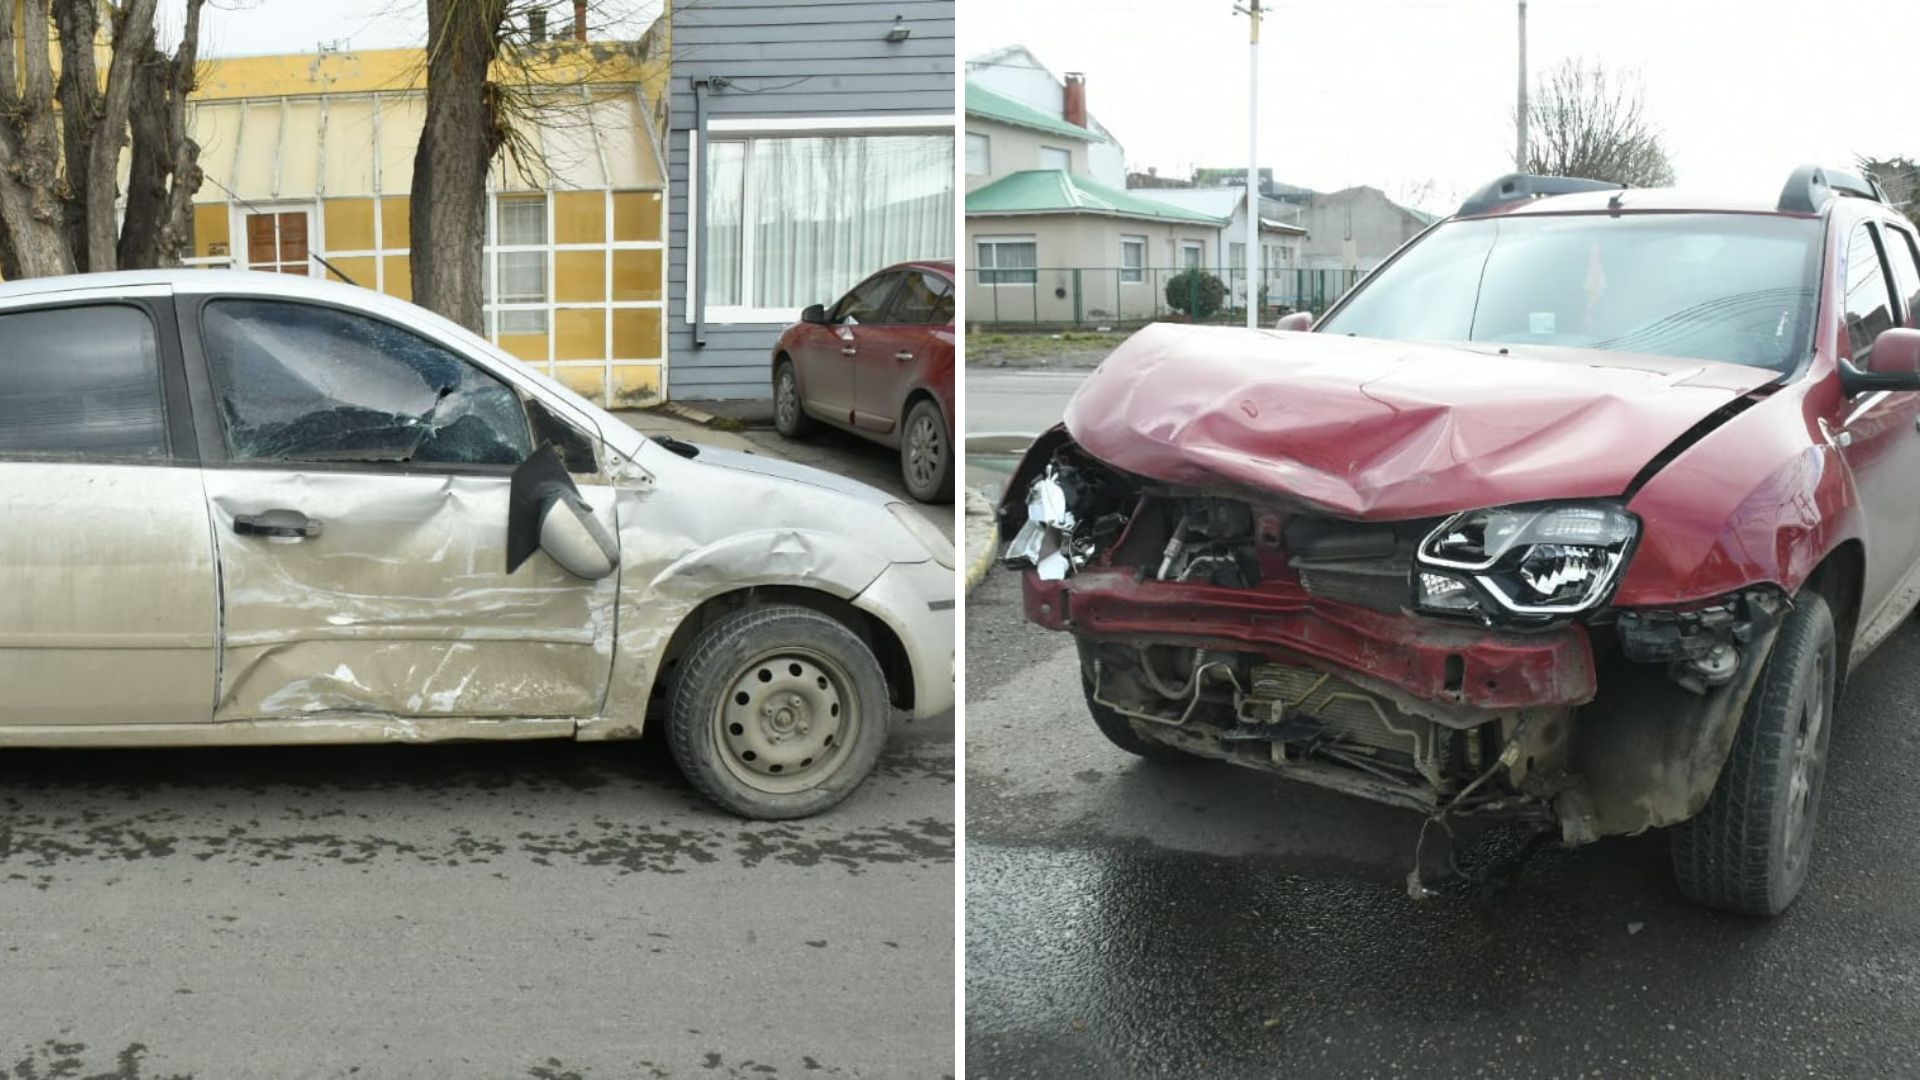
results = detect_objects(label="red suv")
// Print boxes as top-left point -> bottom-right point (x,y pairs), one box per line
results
772,260 -> 956,502
1000,167 -> 1920,915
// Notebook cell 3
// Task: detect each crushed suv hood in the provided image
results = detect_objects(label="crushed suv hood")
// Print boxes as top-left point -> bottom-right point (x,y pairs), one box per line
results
1065,323 -> 1777,520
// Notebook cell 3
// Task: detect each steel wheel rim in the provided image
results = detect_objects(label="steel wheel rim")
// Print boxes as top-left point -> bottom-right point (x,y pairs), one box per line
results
1783,656 -> 1828,873
906,412 -> 943,489
712,646 -> 860,794
776,370 -> 799,429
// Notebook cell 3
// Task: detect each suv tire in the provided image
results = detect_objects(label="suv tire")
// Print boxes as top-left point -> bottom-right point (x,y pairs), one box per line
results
1670,591 -> 1835,916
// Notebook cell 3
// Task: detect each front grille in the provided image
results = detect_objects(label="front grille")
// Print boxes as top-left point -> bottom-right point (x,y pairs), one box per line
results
1283,515 -> 1430,613
1295,563 -> 1409,612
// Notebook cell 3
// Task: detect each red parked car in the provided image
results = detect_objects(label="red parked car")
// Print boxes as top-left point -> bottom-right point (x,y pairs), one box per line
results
771,260 -> 955,502
1000,167 -> 1920,915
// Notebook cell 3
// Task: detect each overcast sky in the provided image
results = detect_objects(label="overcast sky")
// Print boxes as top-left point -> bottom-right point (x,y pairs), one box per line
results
159,0 -> 661,58
964,0 -> 1918,214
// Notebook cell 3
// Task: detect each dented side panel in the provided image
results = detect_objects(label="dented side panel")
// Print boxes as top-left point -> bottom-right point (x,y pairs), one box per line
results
204,469 -> 617,720
0,462 -> 217,726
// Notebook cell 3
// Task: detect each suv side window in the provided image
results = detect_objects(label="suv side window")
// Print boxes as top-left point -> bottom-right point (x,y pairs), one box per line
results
0,304 -> 167,461
832,272 -> 902,325
888,271 -> 955,326
1881,223 -> 1920,327
1843,222 -> 1898,358
201,299 -> 534,467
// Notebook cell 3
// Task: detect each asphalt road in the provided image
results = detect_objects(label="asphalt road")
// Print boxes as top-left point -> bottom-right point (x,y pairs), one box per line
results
964,564 -> 1920,1078
962,370 -> 1088,439
0,430 -> 955,1080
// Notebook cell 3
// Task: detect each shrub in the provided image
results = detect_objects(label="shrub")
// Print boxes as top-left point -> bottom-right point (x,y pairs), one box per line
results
1164,268 -> 1226,319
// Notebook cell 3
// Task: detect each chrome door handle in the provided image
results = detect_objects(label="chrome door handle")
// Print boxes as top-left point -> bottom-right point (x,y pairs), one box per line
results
234,509 -> 322,539
894,351 -> 914,362
841,346 -> 857,356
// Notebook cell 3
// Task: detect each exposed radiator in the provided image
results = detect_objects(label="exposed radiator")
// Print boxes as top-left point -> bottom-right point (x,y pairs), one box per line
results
1242,662 -> 1427,762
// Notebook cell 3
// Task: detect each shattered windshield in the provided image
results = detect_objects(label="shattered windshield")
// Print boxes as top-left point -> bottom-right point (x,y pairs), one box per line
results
202,299 -> 534,466
1316,212 -> 1824,371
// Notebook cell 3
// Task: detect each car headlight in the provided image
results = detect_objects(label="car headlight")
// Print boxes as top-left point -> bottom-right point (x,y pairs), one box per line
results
889,502 -> 954,569
1415,502 -> 1637,618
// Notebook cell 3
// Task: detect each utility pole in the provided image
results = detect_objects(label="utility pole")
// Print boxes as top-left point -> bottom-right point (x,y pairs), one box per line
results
1515,0 -> 1529,171
1237,0 -> 1263,329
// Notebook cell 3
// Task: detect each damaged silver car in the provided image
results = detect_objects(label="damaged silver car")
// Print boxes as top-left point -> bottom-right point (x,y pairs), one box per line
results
0,271 -> 953,819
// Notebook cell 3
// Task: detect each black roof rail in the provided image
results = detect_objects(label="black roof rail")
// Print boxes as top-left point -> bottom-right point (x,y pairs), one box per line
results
1778,164 -> 1888,213
1456,172 -> 1627,217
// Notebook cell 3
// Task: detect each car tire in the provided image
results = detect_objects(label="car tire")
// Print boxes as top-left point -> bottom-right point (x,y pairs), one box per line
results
900,397 -> 952,502
1669,591 -> 1836,916
666,604 -> 890,820
1081,675 -> 1194,764
773,359 -> 814,438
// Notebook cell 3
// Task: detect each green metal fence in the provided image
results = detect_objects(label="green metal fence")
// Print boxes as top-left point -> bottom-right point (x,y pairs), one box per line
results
963,266 -> 1364,330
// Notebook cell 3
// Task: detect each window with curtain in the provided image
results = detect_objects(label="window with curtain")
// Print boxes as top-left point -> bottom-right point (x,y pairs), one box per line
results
704,132 -> 954,320
976,238 -> 1037,285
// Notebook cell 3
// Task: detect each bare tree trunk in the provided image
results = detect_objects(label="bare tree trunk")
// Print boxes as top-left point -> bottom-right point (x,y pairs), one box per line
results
121,0 -> 205,269
81,0 -> 158,273
411,0 -> 510,333
0,0 -> 78,277
52,0 -> 97,270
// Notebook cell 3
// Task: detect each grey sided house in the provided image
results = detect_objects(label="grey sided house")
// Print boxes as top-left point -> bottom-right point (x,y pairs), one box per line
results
668,0 -> 957,402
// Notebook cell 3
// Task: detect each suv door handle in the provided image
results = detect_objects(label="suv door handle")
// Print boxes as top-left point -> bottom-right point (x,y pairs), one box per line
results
894,351 -> 914,362
234,509 -> 323,539
841,346 -> 857,356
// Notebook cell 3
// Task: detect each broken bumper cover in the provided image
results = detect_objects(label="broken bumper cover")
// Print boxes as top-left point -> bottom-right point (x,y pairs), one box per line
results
1022,568 -> 1597,712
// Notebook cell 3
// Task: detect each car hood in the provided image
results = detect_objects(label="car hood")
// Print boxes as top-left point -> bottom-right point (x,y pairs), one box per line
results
1064,323 -> 1779,520
665,441 -> 895,505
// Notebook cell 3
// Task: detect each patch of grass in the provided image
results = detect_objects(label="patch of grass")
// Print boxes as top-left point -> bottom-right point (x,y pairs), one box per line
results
968,329 -> 1131,361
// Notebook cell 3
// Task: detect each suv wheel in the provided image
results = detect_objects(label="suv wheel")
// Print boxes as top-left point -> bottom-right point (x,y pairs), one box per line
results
773,359 -> 814,438
666,605 -> 890,819
1670,591 -> 1836,915
900,398 -> 952,502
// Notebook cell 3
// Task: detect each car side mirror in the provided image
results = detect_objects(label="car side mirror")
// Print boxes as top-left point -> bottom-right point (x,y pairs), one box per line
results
802,303 -> 831,325
1841,327 -> 1920,395
1274,311 -> 1313,332
507,445 -> 619,580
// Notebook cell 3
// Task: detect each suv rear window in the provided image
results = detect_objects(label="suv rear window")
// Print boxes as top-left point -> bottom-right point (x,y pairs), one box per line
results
0,304 -> 167,460
1317,213 -> 1824,371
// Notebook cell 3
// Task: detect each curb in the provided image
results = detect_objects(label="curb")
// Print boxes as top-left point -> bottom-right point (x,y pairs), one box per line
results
966,520 -> 998,594
963,486 -> 999,594
655,401 -> 747,433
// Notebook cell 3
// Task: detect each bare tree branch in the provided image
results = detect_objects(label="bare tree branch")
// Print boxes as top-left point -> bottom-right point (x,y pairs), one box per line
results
1523,58 -> 1675,188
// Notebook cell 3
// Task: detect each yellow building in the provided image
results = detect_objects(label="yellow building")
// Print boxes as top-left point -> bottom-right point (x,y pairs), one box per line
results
185,34 -> 670,407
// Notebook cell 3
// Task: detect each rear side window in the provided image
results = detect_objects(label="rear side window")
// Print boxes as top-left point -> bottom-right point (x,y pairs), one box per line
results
0,304 -> 166,460
1843,222 -> 1898,358
201,299 -> 534,467
889,271 -> 955,326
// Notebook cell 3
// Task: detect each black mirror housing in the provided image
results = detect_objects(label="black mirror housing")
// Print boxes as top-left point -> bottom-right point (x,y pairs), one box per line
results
1839,357 -> 1920,396
801,303 -> 830,325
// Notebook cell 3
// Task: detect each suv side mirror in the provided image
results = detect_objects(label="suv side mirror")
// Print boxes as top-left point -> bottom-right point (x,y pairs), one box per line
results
1841,327 -> 1920,395
1274,311 -> 1313,332
801,303 -> 831,325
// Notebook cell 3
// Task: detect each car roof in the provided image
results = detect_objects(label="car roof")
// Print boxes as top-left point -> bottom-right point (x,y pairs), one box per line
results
1458,185 -> 1913,223
0,267 -> 398,303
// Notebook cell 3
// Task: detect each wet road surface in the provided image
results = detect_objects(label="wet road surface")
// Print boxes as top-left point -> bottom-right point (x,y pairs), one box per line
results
965,566 -> 1920,1078
0,713 -> 953,1077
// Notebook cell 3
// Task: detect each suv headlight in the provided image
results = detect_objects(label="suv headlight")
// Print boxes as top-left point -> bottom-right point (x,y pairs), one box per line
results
1414,502 -> 1637,618
889,502 -> 954,569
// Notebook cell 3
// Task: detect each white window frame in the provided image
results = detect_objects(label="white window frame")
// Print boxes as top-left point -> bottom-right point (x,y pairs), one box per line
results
1038,144 -> 1071,171
975,235 -> 1038,286
1181,240 -> 1204,270
232,200 -> 319,276
966,131 -> 991,177
686,114 -> 953,325
1119,235 -> 1146,284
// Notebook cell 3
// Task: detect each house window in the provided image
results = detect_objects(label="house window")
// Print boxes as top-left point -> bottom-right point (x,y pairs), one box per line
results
1230,242 -> 1246,270
1181,241 -> 1204,269
705,132 -> 954,319
1120,235 -> 1146,283
976,237 -> 1037,285
966,132 -> 991,176
1039,145 -> 1071,171
493,195 -> 549,334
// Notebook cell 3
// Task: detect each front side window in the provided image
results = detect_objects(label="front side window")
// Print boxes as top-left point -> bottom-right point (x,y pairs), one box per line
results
202,300 -> 534,467
0,304 -> 166,460
965,132 -> 991,176
976,238 -> 1037,285
889,271 -> 955,326
1120,236 -> 1146,283
832,273 -> 902,324
1842,222 -> 1897,359
705,132 -> 954,315
1881,224 -> 1920,327
1317,213 -> 1825,371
